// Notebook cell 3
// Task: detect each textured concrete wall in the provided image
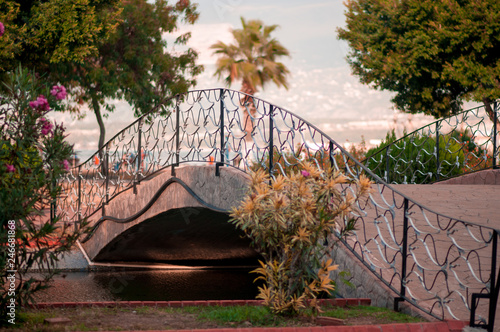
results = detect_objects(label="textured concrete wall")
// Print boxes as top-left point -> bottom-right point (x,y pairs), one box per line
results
330,244 -> 428,319
81,165 -> 250,261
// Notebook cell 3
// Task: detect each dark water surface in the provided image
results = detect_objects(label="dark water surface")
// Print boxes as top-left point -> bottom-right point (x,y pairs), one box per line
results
39,268 -> 261,302
93,268 -> 260,301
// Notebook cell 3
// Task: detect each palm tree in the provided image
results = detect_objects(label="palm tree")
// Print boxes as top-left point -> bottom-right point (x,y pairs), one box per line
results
211,17 -> 290,141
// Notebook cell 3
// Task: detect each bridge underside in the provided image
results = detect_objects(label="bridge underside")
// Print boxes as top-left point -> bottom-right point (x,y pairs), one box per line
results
94,207 -> 260,266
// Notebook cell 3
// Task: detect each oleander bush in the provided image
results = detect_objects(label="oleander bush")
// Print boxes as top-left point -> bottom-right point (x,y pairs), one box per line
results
0,67 -> 87,326
230,162 -> 372,316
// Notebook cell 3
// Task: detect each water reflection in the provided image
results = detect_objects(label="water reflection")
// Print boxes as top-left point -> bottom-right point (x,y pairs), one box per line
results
37,268 -> 261,302
94,268 -> 260,301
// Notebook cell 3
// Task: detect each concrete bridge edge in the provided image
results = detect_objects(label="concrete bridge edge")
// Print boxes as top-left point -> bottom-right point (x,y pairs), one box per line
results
79,164 -> 251,262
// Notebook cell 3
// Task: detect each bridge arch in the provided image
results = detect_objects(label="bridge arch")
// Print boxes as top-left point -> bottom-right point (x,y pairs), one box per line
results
80,165 -> 253,263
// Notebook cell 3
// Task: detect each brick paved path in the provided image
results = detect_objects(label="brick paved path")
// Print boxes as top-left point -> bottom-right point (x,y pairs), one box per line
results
395,185 -> 500,228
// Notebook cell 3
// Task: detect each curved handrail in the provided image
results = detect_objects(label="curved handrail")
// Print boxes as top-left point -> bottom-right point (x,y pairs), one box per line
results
362,102 -> 499,184
56,88 -> 499,329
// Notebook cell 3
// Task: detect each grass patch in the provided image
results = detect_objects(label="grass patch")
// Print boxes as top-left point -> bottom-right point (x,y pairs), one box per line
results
3,304 -> 426,331
320,305 -> 424,323
180,305 -> 300,327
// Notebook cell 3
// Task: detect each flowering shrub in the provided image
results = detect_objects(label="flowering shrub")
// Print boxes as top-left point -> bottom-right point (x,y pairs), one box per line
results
230,162 -> 372,316
50,85 -> 67,100
0,67 -> 87,326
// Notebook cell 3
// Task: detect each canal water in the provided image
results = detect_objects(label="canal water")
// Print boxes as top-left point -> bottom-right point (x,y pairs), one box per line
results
35,267 -> 262,302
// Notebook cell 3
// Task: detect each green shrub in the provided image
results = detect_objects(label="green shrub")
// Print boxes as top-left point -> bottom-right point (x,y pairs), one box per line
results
230,162 -> 372,316
365,130 -> 465,184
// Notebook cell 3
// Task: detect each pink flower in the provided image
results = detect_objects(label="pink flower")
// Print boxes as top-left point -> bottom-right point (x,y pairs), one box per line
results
6,164 -> 15,173
62,160 -> 70,171
39,117 -> 53,135
41,123 -> 53,135
301,170 -> 310,177
50,85 -> 67,100
29,95 -> 50,112
0,22 -> 4,37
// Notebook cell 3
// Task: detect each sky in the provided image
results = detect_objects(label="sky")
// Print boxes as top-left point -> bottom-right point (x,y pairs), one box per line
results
49,0 -> 439,159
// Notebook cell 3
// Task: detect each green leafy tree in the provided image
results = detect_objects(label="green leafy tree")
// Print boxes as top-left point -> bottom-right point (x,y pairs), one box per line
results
211,17 -> 290,140
53,0 -> 203,151
337,0 -> 500,118
0,0 -> 121,75
0,67 -> 87,326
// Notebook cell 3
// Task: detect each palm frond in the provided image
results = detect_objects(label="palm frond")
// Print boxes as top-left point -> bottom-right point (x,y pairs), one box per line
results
209,16 -> 290,92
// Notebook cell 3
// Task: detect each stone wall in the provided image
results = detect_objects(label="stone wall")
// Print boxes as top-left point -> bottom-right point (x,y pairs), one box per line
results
330,243 -> 431,320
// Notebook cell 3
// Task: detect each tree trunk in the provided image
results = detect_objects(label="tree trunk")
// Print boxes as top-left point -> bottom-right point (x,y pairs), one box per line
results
483,98 -> 499,168
91,95 -> 107,175
483,98 -> 498,125
92,98 -> 106,152
240,80 -> 256,142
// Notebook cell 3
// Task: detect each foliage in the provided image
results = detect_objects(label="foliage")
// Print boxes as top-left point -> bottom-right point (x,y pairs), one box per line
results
337,0 -> 500,118
320,305 -> 424,323
0,0 -> 121,75
230,162 -> 372,316
211,17 -> 290,141
190,305 -> 273,325
211,17 -> 290,95
0,67 -> 87,326
364,130 -> 466,184
52,0 -> 203,150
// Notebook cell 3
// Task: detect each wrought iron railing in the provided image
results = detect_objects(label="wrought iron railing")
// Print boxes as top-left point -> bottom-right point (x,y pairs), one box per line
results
57,89 -> 499,331
363,102 -> 499,184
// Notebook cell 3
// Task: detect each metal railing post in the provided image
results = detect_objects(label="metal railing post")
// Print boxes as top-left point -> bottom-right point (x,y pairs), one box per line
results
395,197 -> 409,311
176,97 -> 180,166
77,165 -> 81,223
493,102 -> 498,169
329,141 -> 334,168
436,122 -> 440,181
487,231 -> 498,332
137,118 -> 143,179
269,105 -> 274,177
216,89 -> 225,176
470,230 -> 500,331
172,96 -> 180,176
103,147 -> 109,215
385,146 -> 390,183
105,148 -> 109,203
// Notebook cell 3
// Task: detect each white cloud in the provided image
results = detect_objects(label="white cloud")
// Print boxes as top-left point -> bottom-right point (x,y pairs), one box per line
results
166,23 -> 235,65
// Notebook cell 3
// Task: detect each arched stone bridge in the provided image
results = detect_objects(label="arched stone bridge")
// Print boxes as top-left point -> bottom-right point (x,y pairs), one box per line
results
81,165 -> 256,266
57,89 -> 500,331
